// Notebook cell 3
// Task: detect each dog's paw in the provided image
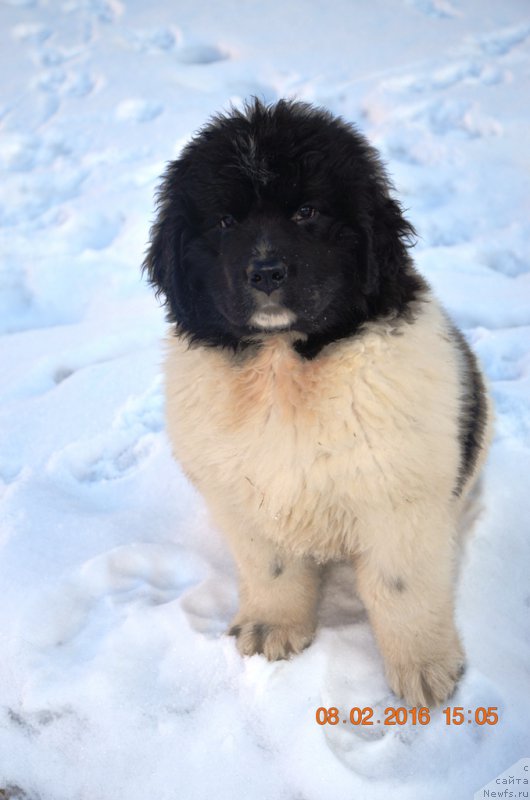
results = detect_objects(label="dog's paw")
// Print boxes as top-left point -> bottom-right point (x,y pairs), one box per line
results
386,646 -> 466,707
228,620 -> 314,660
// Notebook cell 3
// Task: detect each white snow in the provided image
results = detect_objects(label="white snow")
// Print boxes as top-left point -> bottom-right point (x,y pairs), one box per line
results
1,1 -> 529,798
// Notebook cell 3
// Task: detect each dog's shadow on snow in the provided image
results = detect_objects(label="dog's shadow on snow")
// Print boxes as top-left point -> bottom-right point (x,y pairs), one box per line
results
318,562 -> 367,629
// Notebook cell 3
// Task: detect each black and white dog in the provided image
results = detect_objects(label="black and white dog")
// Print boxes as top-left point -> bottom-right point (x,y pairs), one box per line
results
144,99 -> 491,706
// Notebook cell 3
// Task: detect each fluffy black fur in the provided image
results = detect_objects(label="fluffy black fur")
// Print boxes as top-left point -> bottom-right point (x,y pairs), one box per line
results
143,99 -> 426,359
449,324 -> 489,496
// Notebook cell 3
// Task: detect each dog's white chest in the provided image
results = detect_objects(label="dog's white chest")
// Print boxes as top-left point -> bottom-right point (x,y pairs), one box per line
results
166,335 -> 385,556
164,317 -> 461,559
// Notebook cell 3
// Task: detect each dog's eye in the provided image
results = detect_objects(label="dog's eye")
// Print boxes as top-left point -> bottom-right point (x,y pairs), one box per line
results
293,206 -> 317,222
219,214 -> 236,230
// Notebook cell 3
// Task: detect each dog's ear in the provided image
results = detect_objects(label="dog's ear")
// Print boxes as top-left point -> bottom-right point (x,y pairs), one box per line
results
143,161 -> 190,321
358,196 -> 416,295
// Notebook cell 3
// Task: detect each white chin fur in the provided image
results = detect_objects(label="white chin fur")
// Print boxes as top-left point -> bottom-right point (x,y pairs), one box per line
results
250,309 -> 297,330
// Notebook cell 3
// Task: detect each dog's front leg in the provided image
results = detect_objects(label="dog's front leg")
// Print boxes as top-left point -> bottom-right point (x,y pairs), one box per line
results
225,526 -> 321,661
355,506 -> 465,707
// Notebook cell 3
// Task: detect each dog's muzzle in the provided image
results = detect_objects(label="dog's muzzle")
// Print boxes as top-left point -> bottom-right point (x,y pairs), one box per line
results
246,258 -> 288,296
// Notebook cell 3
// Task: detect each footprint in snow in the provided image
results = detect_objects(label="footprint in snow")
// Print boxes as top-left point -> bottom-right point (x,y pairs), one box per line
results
36,46 -> 81,68
115,98 -> 163,123
53,366 -> 75,385
123,26 -> 181,53
2,0 -> 38,6
119,28 -> 229,63
381,58 -> 508,97
179,573 -> 237,638
3,706 -> 78,738
422,98 -> 501,139
11,23 -> 52,44
404,0 -> 460,19
482,357 -> 522,383
37,66 -> 99,99
80,544 -> 205,609
473,23 -> 530,57
31,543 -> 207,652
61,207 -> 125,251
176,44 -> 230,65
0,785 -> 38,800
62,0 -> 123,24
0,168 -> 88,227
47,379 -> 165,484
424,60 -> 506,92
482,249 -> 529,279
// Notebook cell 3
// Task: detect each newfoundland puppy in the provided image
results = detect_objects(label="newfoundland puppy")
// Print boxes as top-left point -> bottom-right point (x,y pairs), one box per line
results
144,99 -> 491,706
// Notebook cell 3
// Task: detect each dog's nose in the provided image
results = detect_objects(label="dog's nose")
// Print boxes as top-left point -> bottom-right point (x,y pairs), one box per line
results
247,259 -> 288,295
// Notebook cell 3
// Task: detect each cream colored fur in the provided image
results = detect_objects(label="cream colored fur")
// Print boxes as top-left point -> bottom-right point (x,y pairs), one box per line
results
164,293 -> 492,706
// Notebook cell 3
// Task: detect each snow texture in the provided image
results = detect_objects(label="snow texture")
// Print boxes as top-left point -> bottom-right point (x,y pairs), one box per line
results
0,1 -> 529,798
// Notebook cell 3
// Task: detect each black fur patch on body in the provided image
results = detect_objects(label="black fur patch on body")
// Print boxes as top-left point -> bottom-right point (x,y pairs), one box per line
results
450,325 -> 488,496
271,558 -> 284,578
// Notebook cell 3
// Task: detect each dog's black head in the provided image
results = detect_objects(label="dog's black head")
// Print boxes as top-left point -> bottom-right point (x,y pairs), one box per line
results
144,99 -> 423,358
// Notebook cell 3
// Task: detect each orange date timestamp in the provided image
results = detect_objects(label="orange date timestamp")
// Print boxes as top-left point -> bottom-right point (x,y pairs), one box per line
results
315,706 -> 499,726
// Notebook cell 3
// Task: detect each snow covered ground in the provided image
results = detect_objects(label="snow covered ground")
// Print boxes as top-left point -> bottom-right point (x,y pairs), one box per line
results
1,0 -> 529,798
